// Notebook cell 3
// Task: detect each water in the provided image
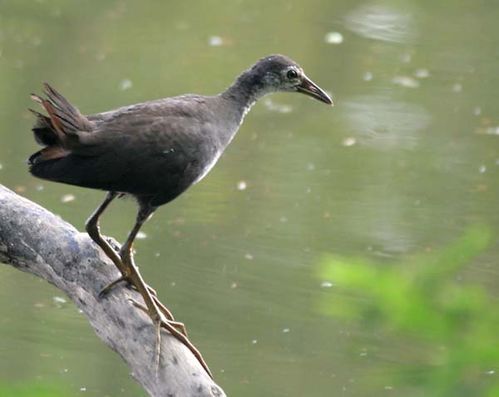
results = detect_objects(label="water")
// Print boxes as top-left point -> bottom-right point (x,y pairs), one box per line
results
0,1 -> 498,396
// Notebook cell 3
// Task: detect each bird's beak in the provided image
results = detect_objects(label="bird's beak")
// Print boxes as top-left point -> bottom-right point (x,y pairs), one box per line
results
296,75 -> 334,106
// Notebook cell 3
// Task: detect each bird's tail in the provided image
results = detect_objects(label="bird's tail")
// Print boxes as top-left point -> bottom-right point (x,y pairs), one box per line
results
28,83 -> 92,165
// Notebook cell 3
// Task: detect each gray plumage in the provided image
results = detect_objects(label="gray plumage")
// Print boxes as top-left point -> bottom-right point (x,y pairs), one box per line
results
27,54 -> 333,376
29,54 -> 333,208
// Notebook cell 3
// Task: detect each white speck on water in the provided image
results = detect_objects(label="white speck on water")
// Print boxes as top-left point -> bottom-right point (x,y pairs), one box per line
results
324,31 -> 344,44
0,163 -> 3,170
384,385 -> 394,390
414,68 -> 430,78
208,36 -> 223,46
305,187 -> 312,194
363,71 -> 373,81
485,126 -> 499,135
36,184 -> 44,191
230,282 -> 238,289
485,370 -> 495,375
136,231 -> 147,239
95,52 -> 106,62
251,339 -> 258,345
163,148 -> 175,155
280,216 -> 288,223
119,79 -> 133,91
170,281 -> 176,287
53,296 -> 67,304
282,327 -> 290,333
237,180 -> 247,191
155,252 -> 160,257
321,281 -> 333,288
392,75 -> 420,88
473,106 -> 482,116
452,83 -> 463,93
61,194 -> 75,203
401,53 -> 412,63
479,165 -> 487,174
51,7 -> 62,17
342,137 -> 356,147
80,387 -> 87,392
31,36 -> 42,46
263,98 -> 293,113
63,368 -> 68,373
306,162 -> 315,171
244,253 -> 254,260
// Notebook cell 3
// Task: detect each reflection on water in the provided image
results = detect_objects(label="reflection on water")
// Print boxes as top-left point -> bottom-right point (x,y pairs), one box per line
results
0,0 -> 498,396
342,95 -> 431,150
344,2 -> 417,43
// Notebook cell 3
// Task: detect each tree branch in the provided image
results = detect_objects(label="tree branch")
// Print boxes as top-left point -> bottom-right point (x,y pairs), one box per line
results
0,184 -> 226,397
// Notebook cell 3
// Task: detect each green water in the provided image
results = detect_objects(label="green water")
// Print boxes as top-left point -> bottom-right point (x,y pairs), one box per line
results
0,1 -> 498,396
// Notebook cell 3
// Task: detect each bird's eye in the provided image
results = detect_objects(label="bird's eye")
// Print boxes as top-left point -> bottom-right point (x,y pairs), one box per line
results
286,69 -> 298,80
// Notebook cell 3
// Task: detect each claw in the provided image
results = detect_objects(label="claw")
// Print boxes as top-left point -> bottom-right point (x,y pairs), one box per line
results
99,276 -> 129,298
99,275 -> 159,298
129,298 -> 186,334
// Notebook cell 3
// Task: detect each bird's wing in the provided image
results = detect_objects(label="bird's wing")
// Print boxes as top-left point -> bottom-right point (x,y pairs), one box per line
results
30,89 -> 210,162
83,105 -> 204,153
29,111 -> 212,195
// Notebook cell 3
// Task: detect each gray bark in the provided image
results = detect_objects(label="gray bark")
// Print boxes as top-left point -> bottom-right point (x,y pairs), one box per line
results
0,184 -> 226,397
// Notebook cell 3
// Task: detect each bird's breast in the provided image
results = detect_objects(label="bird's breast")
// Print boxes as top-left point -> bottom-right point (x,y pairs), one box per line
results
191,148 -> 222,185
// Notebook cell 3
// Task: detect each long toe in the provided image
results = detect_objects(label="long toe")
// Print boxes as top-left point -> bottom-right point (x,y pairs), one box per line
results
99,275 -> 131,298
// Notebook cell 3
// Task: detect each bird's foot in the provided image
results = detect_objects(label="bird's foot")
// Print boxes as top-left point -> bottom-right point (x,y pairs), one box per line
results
129,297 -> 210,378
99,260 -> 209,377
99,275 -> 181,331
99,275 -> 129,298
99,275 -> 158,298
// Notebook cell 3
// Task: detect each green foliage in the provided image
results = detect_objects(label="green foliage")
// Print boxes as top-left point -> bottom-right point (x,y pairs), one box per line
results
317,225 -> 499,397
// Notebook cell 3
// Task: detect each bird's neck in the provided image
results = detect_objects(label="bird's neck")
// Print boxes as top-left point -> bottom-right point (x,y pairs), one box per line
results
214,69 -> 272,150
221,69 -> 270,112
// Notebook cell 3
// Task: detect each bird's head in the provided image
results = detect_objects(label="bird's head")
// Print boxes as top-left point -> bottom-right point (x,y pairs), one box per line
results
248,54 -> 333,105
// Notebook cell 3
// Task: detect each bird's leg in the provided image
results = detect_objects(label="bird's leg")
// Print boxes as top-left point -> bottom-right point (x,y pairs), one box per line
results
85,191 -> 127,274
117,204 -> 211,377
87,193 -> 181,328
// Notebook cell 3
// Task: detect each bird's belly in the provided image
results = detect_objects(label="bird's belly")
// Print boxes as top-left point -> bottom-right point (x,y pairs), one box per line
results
139,146 -> 222,206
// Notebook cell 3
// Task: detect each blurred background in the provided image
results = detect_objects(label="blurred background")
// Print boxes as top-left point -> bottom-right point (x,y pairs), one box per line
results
0,1 -> 498,396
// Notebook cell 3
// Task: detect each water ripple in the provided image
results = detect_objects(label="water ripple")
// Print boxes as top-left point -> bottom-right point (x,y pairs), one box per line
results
344,3 -> 417,43
341,95 -> 431,150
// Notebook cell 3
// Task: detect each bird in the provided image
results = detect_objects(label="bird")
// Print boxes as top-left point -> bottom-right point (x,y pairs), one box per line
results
28,54 -> 333,376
